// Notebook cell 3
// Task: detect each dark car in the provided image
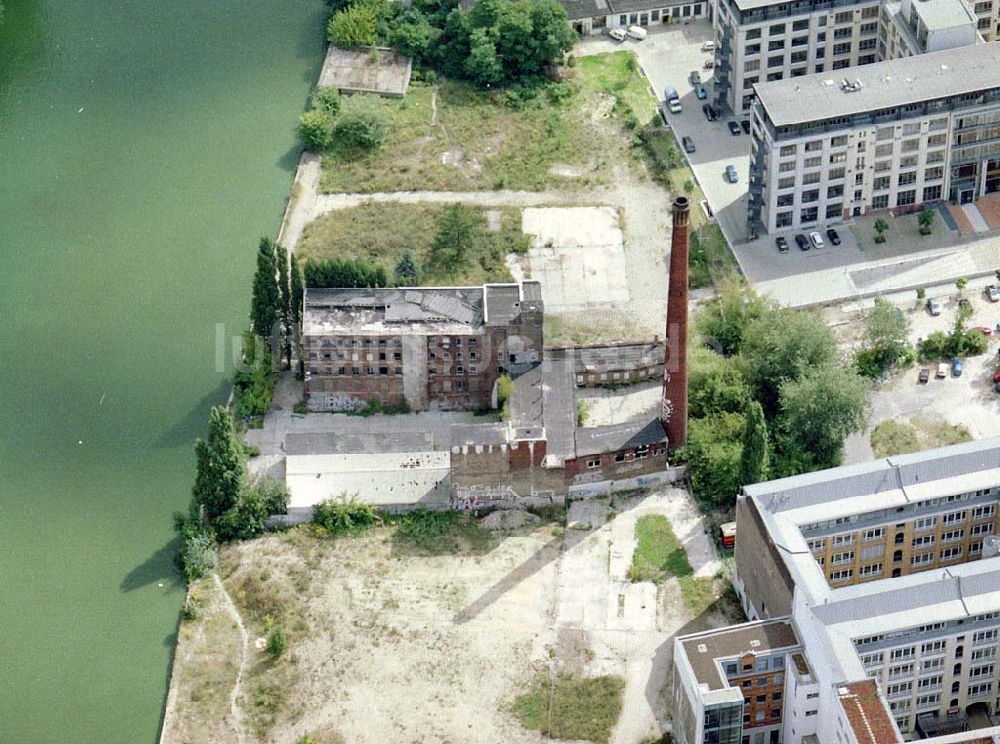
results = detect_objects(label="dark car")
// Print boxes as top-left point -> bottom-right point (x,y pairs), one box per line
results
725,164 -> 738,183
694,82 -> 707,100
918,368 -> 930,384
741,120 -> 751,134
826,228 -> 841,246
728,121 -> 741,136
702,103 -> 718,121
682,136 -> 696,153
689,70 -> 702,85
776,236 -> 789,253
795,234 -> 810,251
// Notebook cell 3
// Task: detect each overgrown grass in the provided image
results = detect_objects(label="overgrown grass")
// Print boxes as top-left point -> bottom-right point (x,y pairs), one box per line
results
320,52 -> 655,194
299,202 -> 526,286
511,673 -> 626,744
389,510 -> 494,555
627,515 -> 692,583
689,224 -> 738,290
871,415 -> 972,458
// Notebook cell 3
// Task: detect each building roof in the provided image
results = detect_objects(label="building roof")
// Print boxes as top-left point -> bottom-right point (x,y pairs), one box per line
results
908,0 -> 977,31
678,619 -> 801,691
285,431 -> 436,455
450,422 -> 509,447
559,0 -> 610,19
743,436 -> 1000,516
303,283 -> 535,336
755,42 -> 1000,127
569,341 -> 665,374
318,46 -> 412,97
542,357 -> 578,461
285,451 -> 451,508
836,680 -> 903,744
574,418 -> 666,457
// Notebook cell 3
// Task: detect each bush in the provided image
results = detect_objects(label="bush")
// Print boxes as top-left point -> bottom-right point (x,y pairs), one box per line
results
266,624 -> 287,658
298,109 -> 334,151
333,95 -> 390,152
251,477 -> 291,516
176,522 -> 217,582
311,85 -> 342,116
327,2 -> 377,47
312,495 -> 379,536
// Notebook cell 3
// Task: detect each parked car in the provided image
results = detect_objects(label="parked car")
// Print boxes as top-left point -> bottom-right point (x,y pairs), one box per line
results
703,59 -> 715,69
973,326 -> 993,335
626,25 -> 647,40
693,82 -> 707,100
952,357 -> 964,377
795,234 -> 810,251
810,231 -> 825,249
609,27 -> 627,41
668,98 -> 682,113
993,368 -> 1000,383
918,368 -> 930,384
702,103 -> 718,121
927,297 -> 941,316
987,284 -> 1000,302
741,120 -> 751,134
689,70 -> 702,85
826,228 -> 841,246
682,136 -> 696,153
725,164 -> 738,183
776,236 -> 789,253
936,362 -> 948,378
728,120 -> 741,135
702,41 -> 716,51
664,85 -> 679,102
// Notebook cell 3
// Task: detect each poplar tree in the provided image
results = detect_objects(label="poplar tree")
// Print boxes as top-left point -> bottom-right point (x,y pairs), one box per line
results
191,406 -> 246,521
739,399 -> 769,487
250,237 -> 279,340
290,254 -> 304,325
276,244 -> 291,368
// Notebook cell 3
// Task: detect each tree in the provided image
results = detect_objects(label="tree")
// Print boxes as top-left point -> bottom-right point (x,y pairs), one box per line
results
276,244 -> 291,368
739,400 -> 769,487
290,254 -> 304,326
685,412 -> 745,510
192,407 -> 246,522
298,109 -> 334,151
394,250 -> 419,285
429,203 -> 481,273
693,276 -> 772,357
873,217 -> 888,243
251,238 -> 280,340
214,485 -> 269,542
333,95 -> 390,152
392,11 -> 436,59
776,366 -> 869,470
311,85 -> 342,116
233,331 -> 276,418
739,306 -> 838,416
918,207 -> 935,236
327,2 -> 377,47
688,347 -> 750,419
956,277 -> 968,295
856,297 -> 911,376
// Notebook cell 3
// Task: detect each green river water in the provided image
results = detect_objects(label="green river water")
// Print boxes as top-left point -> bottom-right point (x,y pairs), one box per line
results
0,2 -> 325,741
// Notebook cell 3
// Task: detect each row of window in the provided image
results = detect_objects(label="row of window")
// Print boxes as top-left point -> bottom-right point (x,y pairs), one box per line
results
584,444 -> 665,469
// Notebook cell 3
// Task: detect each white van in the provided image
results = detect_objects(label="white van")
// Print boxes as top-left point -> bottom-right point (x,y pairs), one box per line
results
627,25 -> 647,40
702,41 -> 716,51
609,27 -> 627,41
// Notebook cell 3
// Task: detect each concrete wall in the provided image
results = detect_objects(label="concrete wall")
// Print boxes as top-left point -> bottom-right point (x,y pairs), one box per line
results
567,467 -> 682,499
733,493 -> 795,620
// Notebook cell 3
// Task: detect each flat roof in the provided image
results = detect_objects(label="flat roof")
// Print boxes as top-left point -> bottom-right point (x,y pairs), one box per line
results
285,451 -> 451,508
755,41 -> 1000,127
574,418 -> 666,457
909,0 -> 977,31
318,46 -> 412,97
837,680 -> 902,744
678,619 -> 800,691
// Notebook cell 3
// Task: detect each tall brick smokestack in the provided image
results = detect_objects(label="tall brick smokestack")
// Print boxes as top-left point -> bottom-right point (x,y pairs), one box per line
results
662,196 -> 689,449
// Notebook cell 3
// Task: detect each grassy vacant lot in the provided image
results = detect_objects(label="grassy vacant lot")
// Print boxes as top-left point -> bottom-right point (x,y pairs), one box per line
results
871,415 -> 972,458
298,202 -> 528,285
628,514 -> 692,583
320,51 -> 656,194
511,673 -> 626,744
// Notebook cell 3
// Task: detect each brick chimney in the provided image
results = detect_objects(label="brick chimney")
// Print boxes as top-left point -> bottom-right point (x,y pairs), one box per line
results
661,196 -> 689,449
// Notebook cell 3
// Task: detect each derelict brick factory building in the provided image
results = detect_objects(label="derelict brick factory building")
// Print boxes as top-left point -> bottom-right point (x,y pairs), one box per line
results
662,196 -> 690,449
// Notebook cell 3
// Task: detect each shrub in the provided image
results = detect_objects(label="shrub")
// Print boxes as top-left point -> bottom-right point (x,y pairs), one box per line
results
298,109 -> 334,151
176,523 -> 217,582
312,495 -> 379,536
266,624 -> 287,658
311,85 -> 342,116
333,95 -> 390,152
326,2 -> 377,48
251,477 -> 291,516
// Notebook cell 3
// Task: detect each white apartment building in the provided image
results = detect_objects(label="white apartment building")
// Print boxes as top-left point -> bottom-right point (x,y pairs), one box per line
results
710,0 -> 883,118
746,42 -> 1000,235
880,0 -> 979,60
673,437 -> 1000,743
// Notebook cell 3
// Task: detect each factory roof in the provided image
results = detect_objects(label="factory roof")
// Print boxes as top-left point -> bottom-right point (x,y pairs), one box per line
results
567,341 -> 665,375
285,431 -> 436,455
574,418 -> 666,457
755,42 -> 1000,127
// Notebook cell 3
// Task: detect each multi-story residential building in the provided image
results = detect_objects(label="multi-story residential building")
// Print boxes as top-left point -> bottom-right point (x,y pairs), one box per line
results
673,438 -> 1000,743
302,282 -> 543,412
710,0 -> 884,118
746,42 -> 1000,235
879,0 -> 979,60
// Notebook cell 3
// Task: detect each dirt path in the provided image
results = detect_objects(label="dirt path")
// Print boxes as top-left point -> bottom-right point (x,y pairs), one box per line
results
214,572 -> 250,744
